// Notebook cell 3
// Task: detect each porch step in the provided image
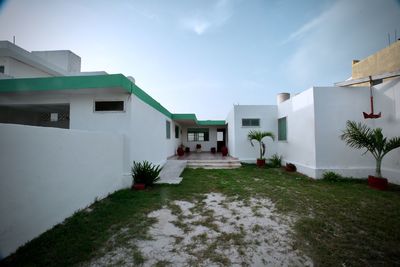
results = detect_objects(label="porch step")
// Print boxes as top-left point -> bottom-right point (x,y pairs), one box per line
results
187,160 -> 241,169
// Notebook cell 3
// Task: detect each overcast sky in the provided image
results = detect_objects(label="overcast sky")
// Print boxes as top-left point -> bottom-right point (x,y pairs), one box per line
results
1,0 -> 399,119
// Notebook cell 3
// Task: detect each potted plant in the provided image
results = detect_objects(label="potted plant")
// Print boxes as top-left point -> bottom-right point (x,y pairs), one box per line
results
131,161 -> 162,190
221,146 -> 228,156
211,147 -> 216,154
196,144 -> 202,153
340,120 -> 400,190
248,130 -> 275,167
177,144 -> 185,156
185,147 -> 190,153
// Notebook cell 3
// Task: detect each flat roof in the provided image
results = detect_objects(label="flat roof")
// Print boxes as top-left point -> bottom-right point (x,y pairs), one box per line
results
0,74 -> 225,126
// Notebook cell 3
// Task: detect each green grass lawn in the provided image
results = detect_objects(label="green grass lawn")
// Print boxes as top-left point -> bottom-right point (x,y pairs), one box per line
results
2,165 -> 400,266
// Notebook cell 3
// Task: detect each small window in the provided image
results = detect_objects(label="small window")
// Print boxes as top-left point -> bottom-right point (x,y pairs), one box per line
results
175,125 -> 179,138
217,131 -> 224,141
278,117 -> 287,141
94,101 -> 124,111
242,118 -> 260,127
187,128 -> 209,141
166,121 -> 171,139
0,66 -> 4,74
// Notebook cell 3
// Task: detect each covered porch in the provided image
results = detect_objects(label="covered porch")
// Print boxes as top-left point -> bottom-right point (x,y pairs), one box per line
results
172,113 -> 228,153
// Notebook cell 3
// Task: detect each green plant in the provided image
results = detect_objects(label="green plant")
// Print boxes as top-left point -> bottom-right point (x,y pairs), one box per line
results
269,153 -> 282,168
322,171 -> 344,181
340,120 -> 400,178
131,161 -> 162,186
247,130 -> 275,160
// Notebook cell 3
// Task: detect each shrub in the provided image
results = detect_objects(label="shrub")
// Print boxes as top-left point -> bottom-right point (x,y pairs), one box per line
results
196,144 -> 202,149
269,153 -> 282,168
322,171 -> 344,181
131,161 -> 161,186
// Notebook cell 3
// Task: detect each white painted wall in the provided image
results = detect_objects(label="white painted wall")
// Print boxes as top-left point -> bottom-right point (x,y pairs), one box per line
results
277,89 -> 318,177
0,123 -> 127,259
0,89 -> 133,171
181,126 -> 221,152
0,57 -> 52,78
32,50 -> 81,73
129,95 -> 181,167
226,108 -> 236,156
313,80 -> 400,183
229,105 -> 278,162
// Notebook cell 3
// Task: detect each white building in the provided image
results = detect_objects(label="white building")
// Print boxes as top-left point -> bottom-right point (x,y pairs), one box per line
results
0,40 -> 399,258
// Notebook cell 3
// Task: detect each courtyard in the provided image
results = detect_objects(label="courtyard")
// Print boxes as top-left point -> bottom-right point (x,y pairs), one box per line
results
2,165 -> 400,266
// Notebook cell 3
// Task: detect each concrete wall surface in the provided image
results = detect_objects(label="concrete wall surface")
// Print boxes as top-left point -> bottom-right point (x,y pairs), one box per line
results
129,95 -> 181,167
313,80 -> 400,183
226,108 -> 236,156
352,40 -> 400,80
277,89 -> 317,177
231,105 -> 278,162
0,56 -> 52,78
32,50 -> 81,73
0,124 -> 127,259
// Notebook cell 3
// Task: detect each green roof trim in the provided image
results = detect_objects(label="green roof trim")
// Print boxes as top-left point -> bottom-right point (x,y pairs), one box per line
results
172,113 -> 225,126
198,120 -> 226,126
0,74 -> 224,125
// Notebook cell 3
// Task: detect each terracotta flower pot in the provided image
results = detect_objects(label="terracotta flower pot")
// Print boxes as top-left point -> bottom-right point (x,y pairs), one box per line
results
368,175 -> 388,190
285,163 -> 297,172
256,159 -> 265,167
132,183 -> 145,190
177,147 -> 184,156
221,147 -> 228,156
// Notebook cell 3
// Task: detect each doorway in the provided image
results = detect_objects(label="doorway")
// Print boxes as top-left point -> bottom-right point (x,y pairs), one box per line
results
217,128 -> 226,152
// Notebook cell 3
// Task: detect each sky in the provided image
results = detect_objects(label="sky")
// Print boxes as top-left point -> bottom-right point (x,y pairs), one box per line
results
0,0 -> 399,119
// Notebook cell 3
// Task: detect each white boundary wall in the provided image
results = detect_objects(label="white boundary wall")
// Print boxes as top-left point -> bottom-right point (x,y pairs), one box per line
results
313,81 -> 400,182
276,79 -> 400,182
0,124 -> 128,259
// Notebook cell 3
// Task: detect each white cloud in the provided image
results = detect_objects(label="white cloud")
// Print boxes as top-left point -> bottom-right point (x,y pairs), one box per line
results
180,0 -> 236,35
181,17 -> 211,35
282,15 -> 325,44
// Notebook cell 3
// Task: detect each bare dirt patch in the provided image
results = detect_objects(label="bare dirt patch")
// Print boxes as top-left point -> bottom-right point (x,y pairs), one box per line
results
89,193 -> 312,266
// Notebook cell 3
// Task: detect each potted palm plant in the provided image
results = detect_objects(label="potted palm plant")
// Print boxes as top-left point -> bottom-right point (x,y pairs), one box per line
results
131,161 -> 162,190
340,120 -> 400,190
248,130 -> 275,167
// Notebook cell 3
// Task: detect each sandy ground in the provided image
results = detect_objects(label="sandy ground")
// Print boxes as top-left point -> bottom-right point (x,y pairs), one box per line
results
89,193 -> 313,266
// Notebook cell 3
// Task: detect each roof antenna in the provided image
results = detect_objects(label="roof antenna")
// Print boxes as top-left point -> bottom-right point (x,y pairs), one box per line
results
13,36 -> 16,44
387,33 -> 391,46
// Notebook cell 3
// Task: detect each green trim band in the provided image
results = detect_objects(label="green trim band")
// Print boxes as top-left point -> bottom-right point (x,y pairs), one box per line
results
172,113 -> 225,126
0,74 -> 225,125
